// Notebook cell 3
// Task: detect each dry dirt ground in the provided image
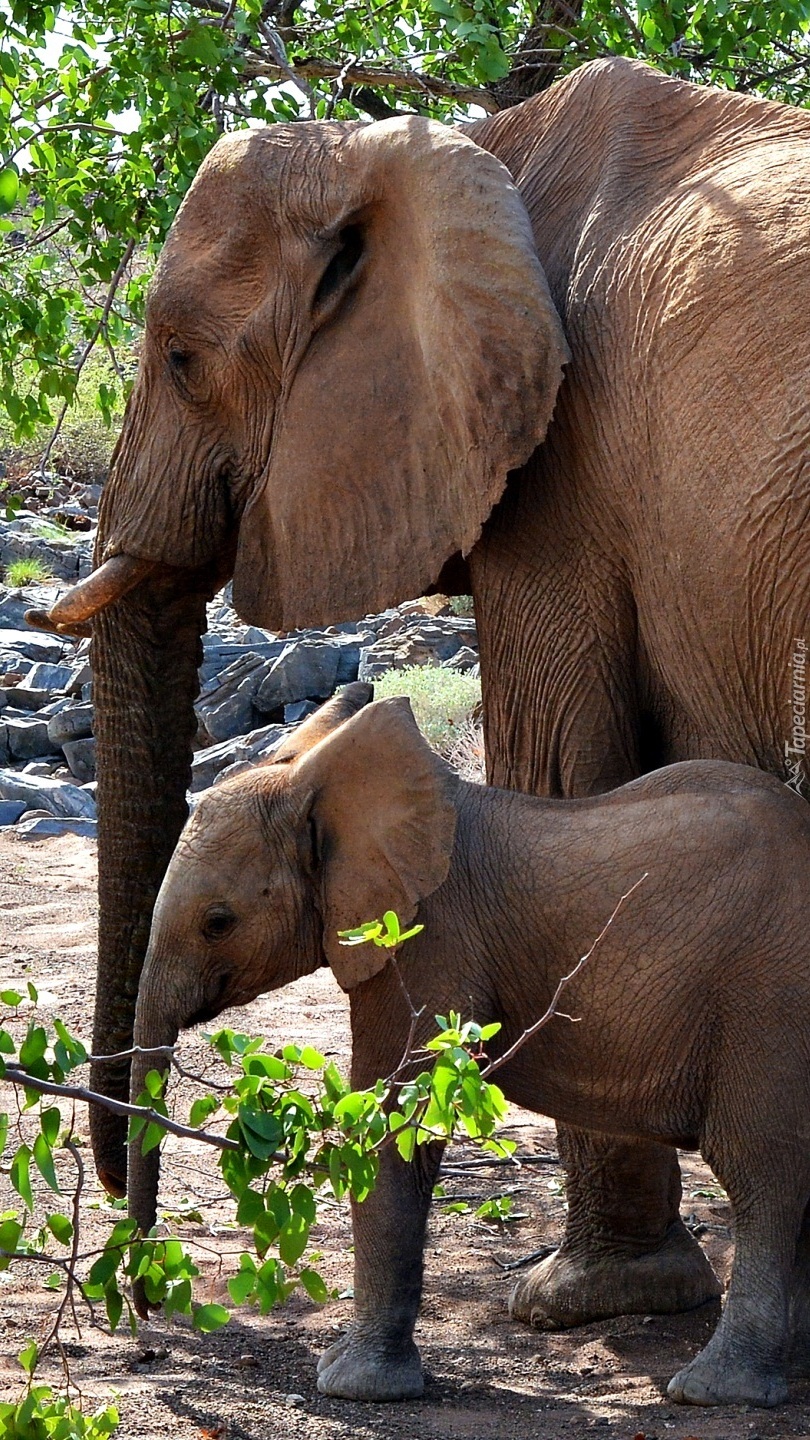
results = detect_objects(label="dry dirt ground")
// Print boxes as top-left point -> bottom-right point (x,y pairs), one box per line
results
1,833 -> 809,1440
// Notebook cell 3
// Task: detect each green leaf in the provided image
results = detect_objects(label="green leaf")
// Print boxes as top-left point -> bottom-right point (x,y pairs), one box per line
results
88,1249 -> 120,1288
18,1340 -> 38,1376
300,1267 -> 328,1303
39,1106 -> 60,1147
278,1212 -> 309,1266
1,990 -> 22,1008
299,1045 -> 325,1070
193,1302 -> 230,1333
0,169 -> 19,216
46,1213 -> 73,1245
189,1095 -> 219,1127
105,1284 -> 124,1331
10,1145 -> 33,1210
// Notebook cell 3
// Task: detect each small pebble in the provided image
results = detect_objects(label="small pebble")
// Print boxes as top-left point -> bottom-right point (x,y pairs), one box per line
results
284,1394 -> 306,1408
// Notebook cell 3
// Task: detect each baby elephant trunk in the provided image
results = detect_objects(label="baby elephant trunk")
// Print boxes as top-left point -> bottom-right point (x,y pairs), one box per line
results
127,981 -> 181,1313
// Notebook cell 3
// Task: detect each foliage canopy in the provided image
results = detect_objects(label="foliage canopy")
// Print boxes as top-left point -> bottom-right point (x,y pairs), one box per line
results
1,0 -> 809,448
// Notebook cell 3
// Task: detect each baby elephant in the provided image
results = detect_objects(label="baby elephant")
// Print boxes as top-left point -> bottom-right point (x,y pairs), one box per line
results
129,682 -> 810,1410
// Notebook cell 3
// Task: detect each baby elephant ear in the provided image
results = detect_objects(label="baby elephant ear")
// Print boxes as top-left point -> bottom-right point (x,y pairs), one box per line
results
272,682 -> 374,764
292,698 -> 458,990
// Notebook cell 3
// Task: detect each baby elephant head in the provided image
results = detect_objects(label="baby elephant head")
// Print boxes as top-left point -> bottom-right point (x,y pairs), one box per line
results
127,682 -> 458,1243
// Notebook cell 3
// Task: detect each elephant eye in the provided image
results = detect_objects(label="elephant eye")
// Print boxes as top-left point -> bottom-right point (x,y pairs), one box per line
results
202,906 -> 237,943
313,224 -> 364,319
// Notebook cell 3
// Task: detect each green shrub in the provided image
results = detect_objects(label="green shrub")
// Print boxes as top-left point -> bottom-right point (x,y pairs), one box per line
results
0,352 -> 129,484
373,665 -> 481,755
4,557 -> 54,586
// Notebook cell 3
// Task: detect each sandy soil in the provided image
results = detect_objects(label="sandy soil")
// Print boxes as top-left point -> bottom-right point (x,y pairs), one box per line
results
1,832 -> 808,1440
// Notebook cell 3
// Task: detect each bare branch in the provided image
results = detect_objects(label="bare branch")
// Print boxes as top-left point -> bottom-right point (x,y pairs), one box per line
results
242,50 -> 499,112
1,1063 -> 239,1153
482,873 -> 648,1078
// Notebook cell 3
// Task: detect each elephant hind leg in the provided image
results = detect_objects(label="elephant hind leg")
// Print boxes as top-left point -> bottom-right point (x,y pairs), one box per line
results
785,1199 -> 810,1377
509,1127 -> 720,1330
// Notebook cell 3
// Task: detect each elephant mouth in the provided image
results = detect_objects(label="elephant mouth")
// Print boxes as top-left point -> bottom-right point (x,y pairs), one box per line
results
25,554 -> 162,636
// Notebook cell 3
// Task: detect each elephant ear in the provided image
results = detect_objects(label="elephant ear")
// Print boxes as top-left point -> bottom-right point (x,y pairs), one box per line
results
271,682 -> 374,764
233,116 -> 569,631
290,697 -> 458,989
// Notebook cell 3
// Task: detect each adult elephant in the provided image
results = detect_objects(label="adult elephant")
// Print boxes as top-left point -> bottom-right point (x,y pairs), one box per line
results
31,55 -> 809,1336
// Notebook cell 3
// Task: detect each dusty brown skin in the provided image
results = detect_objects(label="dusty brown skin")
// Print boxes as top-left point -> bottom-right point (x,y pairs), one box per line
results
35,58 -> 810,1327
129,688 -> 810,1410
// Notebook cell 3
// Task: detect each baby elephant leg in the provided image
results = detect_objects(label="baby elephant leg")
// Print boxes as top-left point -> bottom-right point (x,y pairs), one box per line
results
317,1139 -> 443,1401
668,1153 -> 807,1408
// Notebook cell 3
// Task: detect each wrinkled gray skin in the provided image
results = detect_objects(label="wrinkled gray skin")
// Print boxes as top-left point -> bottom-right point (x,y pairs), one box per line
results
130,688 -> 810,1409
38,55 -> 809,1331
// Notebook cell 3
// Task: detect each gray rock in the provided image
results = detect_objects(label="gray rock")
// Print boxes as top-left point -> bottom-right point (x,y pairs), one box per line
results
0,628 -> 66,663
0,800 -> 26,826
195,653 -> 266,743
22,760 -> 61,776
2,687 -> 53,712
191,723 -> 288,792
199,637 -> 285,686
63,736 -> 96,783
0,770 -> 97,818
284,699 -> 319,725
357,616 -> 478,681
25,662 -> 74,691
4,715 -> 61,760
254,641 -> 340,714
66,661 -> 92,696
15,815 -> 98,840
442,646 -> 479,671
47,703 -> 93,748
0,653 -> 34,679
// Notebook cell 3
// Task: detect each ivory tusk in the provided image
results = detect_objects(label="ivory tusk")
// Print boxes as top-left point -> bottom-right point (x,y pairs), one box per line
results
24,608 -> 93,639
43,554 -> 156,626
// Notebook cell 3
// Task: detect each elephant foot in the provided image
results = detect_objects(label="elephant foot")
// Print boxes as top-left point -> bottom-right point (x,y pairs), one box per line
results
668,1343 -> 787,1408
509,1219 -> 721,1329
316,1326 -> 423,1401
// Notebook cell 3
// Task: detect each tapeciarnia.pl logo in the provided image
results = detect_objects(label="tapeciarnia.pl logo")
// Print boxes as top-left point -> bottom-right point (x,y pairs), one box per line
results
785,636 -> 807,797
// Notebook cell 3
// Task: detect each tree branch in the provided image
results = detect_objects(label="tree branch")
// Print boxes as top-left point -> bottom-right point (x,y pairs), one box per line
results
241,50 -> 499,112
1,1064 -> 239,1153
482,874 -> 648,1077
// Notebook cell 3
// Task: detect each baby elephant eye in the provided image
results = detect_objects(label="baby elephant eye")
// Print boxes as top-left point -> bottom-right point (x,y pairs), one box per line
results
202,906 -> 237,943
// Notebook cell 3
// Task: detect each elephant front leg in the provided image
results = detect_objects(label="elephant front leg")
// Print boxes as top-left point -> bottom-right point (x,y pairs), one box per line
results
510,1127 -> 721,1328
317,1138 -> 444,1400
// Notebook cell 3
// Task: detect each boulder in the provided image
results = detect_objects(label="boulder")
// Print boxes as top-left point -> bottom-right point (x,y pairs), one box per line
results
195,653 -> 266,743
0,800 -> 26,826
199,637 -> 285,686
62,736 -> 96,784
47,703 -> 93,748
4,715 -> 61,760
15,815 -> 98,839
25,662 -> 75,691
357,616 -> 477,681
0,629 -> 66,663
442,646 -> 479,671
191,723 -> 288,792
0,770 -> 97,818
254,641 -> 340,714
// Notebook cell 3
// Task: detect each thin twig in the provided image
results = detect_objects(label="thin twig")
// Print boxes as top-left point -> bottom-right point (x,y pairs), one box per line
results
40,237 -> 137,473
1,1065 -> 239,1153
482,874 -> 648,1078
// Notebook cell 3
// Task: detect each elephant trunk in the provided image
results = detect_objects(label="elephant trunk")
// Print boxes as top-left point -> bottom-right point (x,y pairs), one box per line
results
89,579 -> 209,1197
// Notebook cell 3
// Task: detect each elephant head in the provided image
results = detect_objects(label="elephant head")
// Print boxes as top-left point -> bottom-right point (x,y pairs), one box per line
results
128,683 -> 458,1254
29,114 -> 567,1195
